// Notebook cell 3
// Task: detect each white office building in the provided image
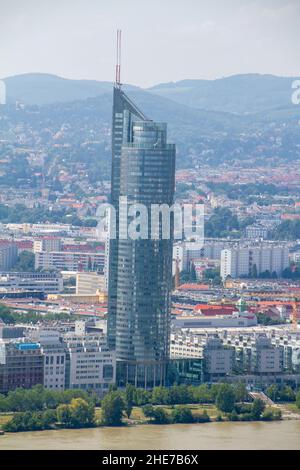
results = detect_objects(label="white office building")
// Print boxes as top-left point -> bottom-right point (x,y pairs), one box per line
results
64,329 -> 116,396
30,328 -> 66,390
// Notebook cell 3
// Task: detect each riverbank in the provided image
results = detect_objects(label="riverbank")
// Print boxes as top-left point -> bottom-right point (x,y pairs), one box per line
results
1,420 -> 300,450
0,401 -> 288,434
3,400 -> 300,434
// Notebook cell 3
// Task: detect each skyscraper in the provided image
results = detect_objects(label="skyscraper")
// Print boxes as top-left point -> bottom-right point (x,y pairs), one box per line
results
107,80 -> 175,386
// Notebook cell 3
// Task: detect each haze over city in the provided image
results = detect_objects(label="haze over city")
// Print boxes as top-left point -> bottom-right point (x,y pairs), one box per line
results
1,0 -> 300,86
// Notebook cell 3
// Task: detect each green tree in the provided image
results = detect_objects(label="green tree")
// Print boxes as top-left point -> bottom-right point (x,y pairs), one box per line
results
14,250 -> 35,271
228,410 -> 239,421
134,388 -> 151,406
250,263 -> 258,278
205,207 -> 240,238
41,409 -> 57,428
266,384 -> 279,402
189,263 -> 197,282
280,386 -> 295,402
56,404 -> 73,428
0,393 -> 8,412
215,384 -> 236,413
101,391 -> 125,426
168,384 -> 193,404
69,398 -> 95,427
234,382 -> 247,402
171,406 -> 194,424
124,384 -> 135,418
151,386 -> 170,405
195,410 -> 210,423
0,304 -> 16,324
261,409 -> 281,421
296,390 -> 300,409
142,405 -> 169,424
193,384 -> 213,403
251,399 -> 265,420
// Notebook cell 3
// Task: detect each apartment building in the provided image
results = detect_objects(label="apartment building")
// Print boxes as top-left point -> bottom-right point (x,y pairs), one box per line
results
35,251 -> 105,272
33,237 -> 62,253
170,333 -> 234,377
0,242 -> 18,270
272,331 -> 300,373
220,245 -> 289,280
252,335 -> 283,374
203,337 -> 234,377
173,240 -> 233,273
0,271 -> 63,294
245,225 -> 269,240
223,333 -> 284,374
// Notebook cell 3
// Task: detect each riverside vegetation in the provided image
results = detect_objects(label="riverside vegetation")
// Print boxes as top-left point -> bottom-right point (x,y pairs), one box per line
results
0,382 -> 295,433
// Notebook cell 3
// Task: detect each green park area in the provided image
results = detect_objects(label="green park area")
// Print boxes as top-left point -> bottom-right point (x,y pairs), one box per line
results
1,382 -> 298,433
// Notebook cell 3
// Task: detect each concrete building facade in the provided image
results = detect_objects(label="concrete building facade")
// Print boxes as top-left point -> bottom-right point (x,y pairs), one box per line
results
221,245 -> 289,280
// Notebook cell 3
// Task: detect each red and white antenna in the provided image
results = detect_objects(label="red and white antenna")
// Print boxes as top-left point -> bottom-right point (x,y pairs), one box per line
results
115,29 -> 122,87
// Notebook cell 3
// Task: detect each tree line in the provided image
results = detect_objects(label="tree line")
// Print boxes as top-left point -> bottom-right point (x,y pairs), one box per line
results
2,383 -> 298,432
0,304 -> 75,325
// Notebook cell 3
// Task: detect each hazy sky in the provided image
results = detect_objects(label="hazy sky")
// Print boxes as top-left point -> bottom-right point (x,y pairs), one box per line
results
1,0 -> 300,87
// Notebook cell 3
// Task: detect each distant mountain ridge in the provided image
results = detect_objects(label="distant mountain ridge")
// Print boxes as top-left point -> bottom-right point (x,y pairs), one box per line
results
1,73 -> 300,178
2,72 -> 300,114
148,74 -> 300,114
2,73 -> 138,106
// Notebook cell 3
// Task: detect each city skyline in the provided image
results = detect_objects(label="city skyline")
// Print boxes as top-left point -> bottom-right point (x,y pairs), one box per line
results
1,0 -> 300,453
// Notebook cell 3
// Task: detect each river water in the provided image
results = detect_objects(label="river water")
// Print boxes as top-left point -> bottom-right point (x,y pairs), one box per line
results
1,421 -> 300,450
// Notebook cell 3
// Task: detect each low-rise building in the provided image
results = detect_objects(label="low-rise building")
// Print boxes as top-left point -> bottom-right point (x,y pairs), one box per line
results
76,272 -> 106,295
172,311 -> 257,329
170,333 -> 234,378
0,271 -> 63,294
245,225 -> 269,240
0,340 -> 44,393
35,251 -> 105,272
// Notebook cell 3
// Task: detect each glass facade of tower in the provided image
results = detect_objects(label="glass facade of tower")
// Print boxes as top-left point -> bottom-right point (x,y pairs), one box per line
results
107,87 -> 147,351
108,87 -> 176,386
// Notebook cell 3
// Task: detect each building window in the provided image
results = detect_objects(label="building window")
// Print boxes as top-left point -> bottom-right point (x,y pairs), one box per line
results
103,365 -> 114,379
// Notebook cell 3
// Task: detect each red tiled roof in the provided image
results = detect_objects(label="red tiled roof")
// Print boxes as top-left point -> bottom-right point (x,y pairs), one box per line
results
178,283 -> 211,290
193,305 -> 236,316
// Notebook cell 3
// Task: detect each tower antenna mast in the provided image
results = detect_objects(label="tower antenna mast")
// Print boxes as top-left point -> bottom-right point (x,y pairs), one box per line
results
115,29 -> 122,88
